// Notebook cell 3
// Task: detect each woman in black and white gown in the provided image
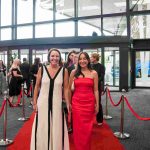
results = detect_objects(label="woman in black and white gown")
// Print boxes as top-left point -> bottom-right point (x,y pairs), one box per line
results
30,48 -> 70,150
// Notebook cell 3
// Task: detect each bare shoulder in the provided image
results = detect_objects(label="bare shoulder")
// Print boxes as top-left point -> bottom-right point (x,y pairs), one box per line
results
70,69 -> 76,77
91,70 -> 97,76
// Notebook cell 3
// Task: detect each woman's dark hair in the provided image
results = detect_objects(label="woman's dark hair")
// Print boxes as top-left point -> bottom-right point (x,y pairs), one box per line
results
74,52 -> 92,78
48,48 -> 61,65
65,50 -> 76,68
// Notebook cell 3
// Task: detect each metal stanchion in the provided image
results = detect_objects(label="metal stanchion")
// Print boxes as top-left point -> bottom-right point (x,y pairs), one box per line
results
28,80 -> 33,108
0,91 -> 13,146
18,84 -> 29,121
103,85 -> 112,120
114,89 -> 130,139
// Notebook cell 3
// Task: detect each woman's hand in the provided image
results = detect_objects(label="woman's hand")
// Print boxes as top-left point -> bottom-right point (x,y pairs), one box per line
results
33,104 -> 38,113
95,104 -> 99,114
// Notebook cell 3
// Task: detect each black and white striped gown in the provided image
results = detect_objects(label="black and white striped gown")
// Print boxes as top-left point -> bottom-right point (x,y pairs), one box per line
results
30,65 -> 69,150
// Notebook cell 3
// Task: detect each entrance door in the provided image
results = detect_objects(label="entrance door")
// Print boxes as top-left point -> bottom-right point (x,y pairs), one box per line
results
104,47 -> 120,90
135,51 -> 150,87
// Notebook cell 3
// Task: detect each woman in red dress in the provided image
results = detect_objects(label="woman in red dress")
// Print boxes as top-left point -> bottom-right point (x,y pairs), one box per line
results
69,52 -> 99,150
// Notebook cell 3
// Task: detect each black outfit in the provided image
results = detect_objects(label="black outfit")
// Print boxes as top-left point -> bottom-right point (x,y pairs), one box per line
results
91,63 -> 105,123
30,64 -> 41,90
20,61 -> 30,93
9,68 -> 22,96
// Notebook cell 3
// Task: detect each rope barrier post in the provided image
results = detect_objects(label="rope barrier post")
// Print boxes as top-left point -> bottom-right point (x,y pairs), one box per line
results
103,84 -> 112,120
114,89 -> 130,139
18,84 -> 29,121
0,91 -> 13,146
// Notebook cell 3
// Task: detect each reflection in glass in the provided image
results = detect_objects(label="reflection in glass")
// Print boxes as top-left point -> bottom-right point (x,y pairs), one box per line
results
55,0 -> 74,19
78,19 -> 101,36
130,0 -> 150,11
1,0 -> 12,26
136,51 -> 150,87
35,0 -> 53,22
103,16 -> 127,36
103,0 -> 126,14
17,26 -> 33,39
131,15 -> 150,39
78,0 -> 101,17
35,24 -> 53,38
55,21 -> 74,37
1,28 -> 12,41
17,0 -> 33,24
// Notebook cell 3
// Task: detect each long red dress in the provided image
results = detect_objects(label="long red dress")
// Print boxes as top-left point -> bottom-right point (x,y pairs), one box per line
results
72,78 -> 95,150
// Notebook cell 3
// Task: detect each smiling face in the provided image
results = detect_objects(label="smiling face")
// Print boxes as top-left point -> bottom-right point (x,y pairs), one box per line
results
49,50 -> 60,66
78,53 -> 89,69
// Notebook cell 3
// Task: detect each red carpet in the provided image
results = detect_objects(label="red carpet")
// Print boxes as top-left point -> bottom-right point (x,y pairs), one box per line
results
7,113 -> 125,150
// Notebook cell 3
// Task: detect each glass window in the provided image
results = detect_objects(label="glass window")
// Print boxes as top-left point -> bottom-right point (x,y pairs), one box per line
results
78,0 -> 101,17
1,28 -> 12,41
103,0 -> 126,14
131,15 -> 150,39
17,26 -> 33,39
130,0 -> 150,11
17,0 -> 33,24
1,0 -> 12,26
35,24 -> 53,38
35,0 -> 53,22
103,16 -> 127,36
55,0 -> 74,19
55,21 -> 74,37
136,51 -> 150,87
78,19 -> 101,36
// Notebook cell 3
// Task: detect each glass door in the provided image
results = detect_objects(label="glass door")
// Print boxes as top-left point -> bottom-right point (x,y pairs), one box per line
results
83,48 -> 102,58
135,51 -> 150,87
20,49 -> 29,63
0,50 -> 7,67
32,49 -> 48,64
104,47 -> 120,90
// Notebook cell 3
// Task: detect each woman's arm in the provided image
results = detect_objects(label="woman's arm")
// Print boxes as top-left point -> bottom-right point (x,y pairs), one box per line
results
93,70 -> 99,114
33,67 -> 42,112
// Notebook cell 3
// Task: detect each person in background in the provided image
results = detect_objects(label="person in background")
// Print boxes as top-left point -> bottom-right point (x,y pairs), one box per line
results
8,58 -> 23,103
68,52 -> 99,150
30,48 -> 70,150
64,50 -> 76,68
30,57 -> 41,91
0,60 -> 6,94
90,53 -> 105,126
20,58 -> 30,96
67,51 -> 79,133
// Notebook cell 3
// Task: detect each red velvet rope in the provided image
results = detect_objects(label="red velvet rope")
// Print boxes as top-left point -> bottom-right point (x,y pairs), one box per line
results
24,85 -> 32,96
0,100 -> 7,117
107,88 -> 122,106
8,90 -> 22,107
124,97 -> 150,121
